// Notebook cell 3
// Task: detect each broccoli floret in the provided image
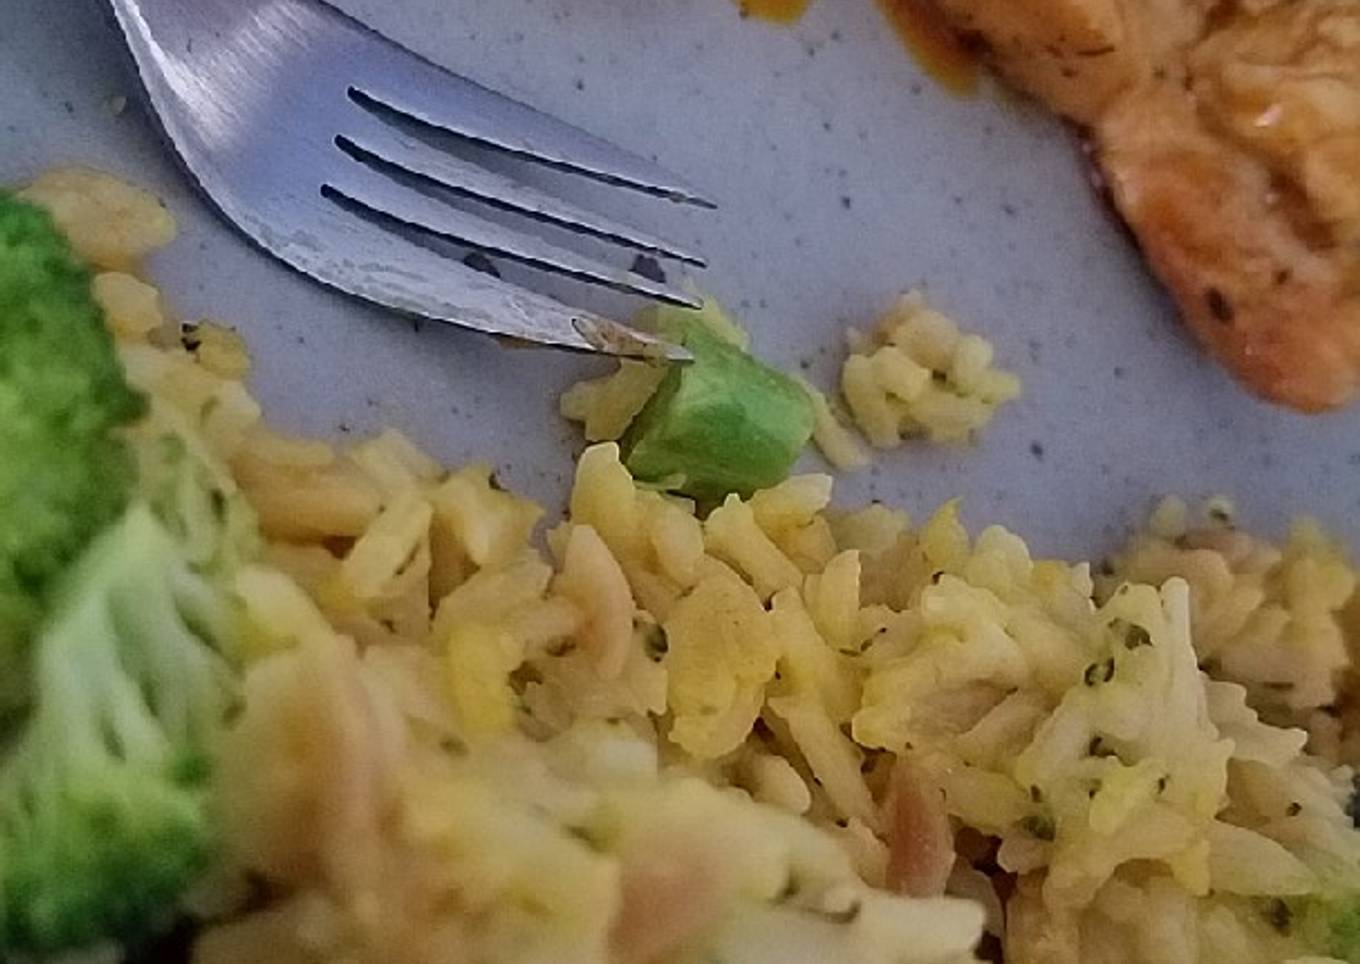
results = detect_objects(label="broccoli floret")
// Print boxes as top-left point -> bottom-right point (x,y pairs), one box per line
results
134,427 -> 261,590
0,503 -> 238,954
1282,894 -> 1360,963
0,192 -> 146,703
1331,908 -> 1360,963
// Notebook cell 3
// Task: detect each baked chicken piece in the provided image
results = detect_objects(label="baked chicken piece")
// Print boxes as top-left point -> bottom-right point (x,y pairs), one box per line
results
929,0 -> 1360,411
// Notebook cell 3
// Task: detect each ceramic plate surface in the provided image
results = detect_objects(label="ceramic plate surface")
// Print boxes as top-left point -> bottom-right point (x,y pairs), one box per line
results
4,0 -> 1357,556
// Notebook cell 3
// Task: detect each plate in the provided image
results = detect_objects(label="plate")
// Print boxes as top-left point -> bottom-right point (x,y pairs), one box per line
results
4,0 -> 1357,557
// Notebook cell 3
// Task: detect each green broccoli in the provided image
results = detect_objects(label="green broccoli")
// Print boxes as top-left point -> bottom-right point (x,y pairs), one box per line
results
623,320 -> 814,502
134,427 -> 261,589
0,191 -> 146,706
1332,910 -> 1360,963
1284,893 -> 1360,963
0,502 -> 238,954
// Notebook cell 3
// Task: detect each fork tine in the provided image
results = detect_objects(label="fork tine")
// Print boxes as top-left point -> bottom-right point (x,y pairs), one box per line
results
108,0 -> 714,359
299,205 -> 688,359
323,161 -> 704,307
336,112 -> 707,267
342,27 -> 714,207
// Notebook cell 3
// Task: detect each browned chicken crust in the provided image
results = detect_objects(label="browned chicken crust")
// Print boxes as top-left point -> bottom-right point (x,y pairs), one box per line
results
930,0 -> 1360,411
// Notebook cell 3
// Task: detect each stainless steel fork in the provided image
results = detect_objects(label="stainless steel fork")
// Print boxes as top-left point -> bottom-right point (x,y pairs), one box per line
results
105,0 -> 713,358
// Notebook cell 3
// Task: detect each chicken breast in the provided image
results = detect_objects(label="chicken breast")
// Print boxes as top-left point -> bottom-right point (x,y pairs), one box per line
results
927,0 -> 1360,410
928,0 -> 1209,123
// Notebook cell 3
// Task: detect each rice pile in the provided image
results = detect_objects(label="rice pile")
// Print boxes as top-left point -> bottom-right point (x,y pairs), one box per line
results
25,168 -> 1360,964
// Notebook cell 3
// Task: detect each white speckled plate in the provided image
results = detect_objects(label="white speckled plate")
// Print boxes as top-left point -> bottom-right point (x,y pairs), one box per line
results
4,0 -> 1357,557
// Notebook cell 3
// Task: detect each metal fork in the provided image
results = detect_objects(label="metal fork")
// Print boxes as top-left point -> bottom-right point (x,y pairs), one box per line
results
104,0 -> 713,358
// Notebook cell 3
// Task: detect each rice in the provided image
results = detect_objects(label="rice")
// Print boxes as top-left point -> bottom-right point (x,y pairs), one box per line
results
793,373 -> 872,471
840,291 -> 1021,448
1105,498 -> 1359,758
19,167 -> 176,269
24,168 -> 1360,964
92,271 -> 165,338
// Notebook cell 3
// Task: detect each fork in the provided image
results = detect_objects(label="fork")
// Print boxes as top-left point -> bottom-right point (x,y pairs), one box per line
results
104,0 -> 713,359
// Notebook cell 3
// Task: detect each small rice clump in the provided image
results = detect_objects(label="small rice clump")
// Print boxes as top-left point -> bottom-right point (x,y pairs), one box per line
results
839,291 -> 1020,450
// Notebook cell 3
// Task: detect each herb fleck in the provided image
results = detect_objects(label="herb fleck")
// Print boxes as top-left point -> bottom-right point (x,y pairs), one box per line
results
1088,736 -> 1114,758
1263,898 -> 1292,935
642,624 -> 669,662
1085,658 -> 1116,685
546,639 -> 578,658
1020,814 -> 1056,841
1111,619 -> 1152,650
567,825 -> 604,852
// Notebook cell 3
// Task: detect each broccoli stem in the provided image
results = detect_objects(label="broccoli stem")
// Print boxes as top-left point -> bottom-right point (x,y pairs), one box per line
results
622,324 -> 814,502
